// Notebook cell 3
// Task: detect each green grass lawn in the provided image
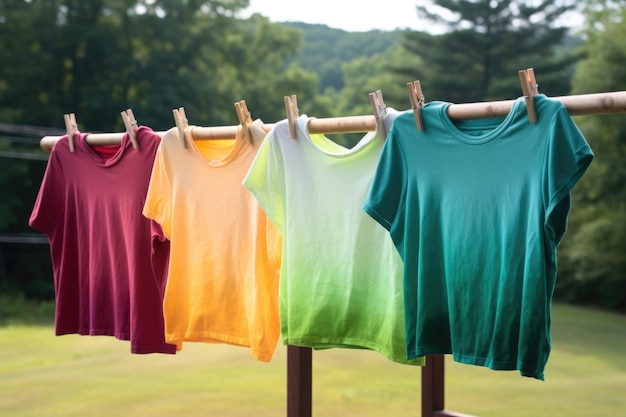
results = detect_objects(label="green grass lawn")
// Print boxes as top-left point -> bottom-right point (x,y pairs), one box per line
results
0,303 -> 624,416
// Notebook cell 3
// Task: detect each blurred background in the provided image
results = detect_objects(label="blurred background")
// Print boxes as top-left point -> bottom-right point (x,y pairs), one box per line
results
0,0 -> 623,316
0,1 -> 624,415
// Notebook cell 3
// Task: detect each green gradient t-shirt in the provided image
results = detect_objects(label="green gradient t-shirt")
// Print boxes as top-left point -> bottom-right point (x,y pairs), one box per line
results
363,95 -> 593,379
244,113 -> 423,366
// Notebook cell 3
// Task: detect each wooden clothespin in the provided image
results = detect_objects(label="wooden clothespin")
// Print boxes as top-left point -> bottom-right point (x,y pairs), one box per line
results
407,80 -> 425,131
63,113 -> 78,152
172,107 -> 188,148
284,95 -> 299,139
120,108 -> 139,149
234,100 -> 252,128
369,90 -> 388,141
518,68 -> 538,123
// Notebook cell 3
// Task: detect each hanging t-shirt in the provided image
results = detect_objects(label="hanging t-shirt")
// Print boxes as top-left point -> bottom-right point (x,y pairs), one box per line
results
363,95 -> 594,379
142,120 -> 281,362
29,127 -> 176,355
244,112 -> 424,366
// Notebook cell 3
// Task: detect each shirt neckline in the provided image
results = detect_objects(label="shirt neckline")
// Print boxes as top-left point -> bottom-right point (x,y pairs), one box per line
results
296,115 -> 380,158
438,97 -> 524,145
77,131 -> 130,167
184,124 -> 245,167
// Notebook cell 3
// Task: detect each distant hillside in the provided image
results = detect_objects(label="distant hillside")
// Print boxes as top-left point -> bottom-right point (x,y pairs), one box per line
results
280,22 -> 404,93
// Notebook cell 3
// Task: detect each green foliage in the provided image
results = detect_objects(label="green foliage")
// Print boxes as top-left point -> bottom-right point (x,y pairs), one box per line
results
556,4 -> 626,312
337,44 -> 422,117
0,1 -> 623,313
398,0 -> 578,102
217,14 -> 304,123
282,23 -> 403,93
278,26 -> 419,147
0,293 -> 54,325
0,1 -> 308,131
0,242 -> 54,300
0,1 -> 318,301
0,143 -> 29,230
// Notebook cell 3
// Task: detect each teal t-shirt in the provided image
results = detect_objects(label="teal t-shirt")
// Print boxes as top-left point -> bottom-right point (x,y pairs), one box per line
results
363,95 -> 593,379
244,113 -> 424,366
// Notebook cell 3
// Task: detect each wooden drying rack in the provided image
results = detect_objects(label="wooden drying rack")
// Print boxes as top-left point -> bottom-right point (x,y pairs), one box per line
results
39,69 -> 626,417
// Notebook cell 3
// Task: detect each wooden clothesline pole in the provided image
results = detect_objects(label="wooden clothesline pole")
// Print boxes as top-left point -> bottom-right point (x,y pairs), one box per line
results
447,91 -> 626,119
38,91 -> 626,153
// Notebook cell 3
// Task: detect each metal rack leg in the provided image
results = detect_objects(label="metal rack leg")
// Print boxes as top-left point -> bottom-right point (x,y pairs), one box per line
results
422,354 -> 477,417
287,345 -> 312,417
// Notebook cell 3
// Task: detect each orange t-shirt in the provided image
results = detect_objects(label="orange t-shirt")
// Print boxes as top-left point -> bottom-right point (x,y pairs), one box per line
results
143,121 -> 281,362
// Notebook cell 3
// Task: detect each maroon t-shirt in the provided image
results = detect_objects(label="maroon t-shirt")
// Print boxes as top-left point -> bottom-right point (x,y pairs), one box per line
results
30,127 -> 176,354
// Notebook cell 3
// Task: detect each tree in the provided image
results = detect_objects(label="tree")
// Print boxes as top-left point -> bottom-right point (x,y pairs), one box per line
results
0,0 -> 317,300
555,1 -> 626,312
398,0 -> 579,103
337,43 -> 422,116
0,144 -> 30,231
283,23 -> 403,94
215,14 -> 313,124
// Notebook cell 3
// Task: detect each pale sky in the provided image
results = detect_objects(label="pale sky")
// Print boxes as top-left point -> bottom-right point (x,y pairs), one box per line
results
240,1 -> 584,34
241,0 -> 426,32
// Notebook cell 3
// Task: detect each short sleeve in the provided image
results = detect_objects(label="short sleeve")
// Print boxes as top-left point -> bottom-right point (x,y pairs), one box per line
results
363,129 -> 408,242
243,128 -> 286,232
543,106 -> 594,244
29,147 -> 65,235
149,220 -> 170,298
143,141 -> 173,239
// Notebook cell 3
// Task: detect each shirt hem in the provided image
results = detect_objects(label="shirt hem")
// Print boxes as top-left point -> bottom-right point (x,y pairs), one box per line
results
285,336 -> 424,366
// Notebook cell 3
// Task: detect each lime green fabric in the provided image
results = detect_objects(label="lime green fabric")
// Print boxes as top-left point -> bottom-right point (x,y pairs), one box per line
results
244,114 -> 423,366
